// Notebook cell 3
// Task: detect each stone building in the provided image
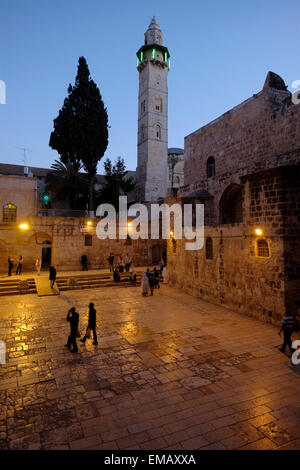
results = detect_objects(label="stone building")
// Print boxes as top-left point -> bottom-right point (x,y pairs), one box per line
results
0,165 -> 163,273
167,72 -> 300,325
136,17 -> 170,202
167,148 -> 184,196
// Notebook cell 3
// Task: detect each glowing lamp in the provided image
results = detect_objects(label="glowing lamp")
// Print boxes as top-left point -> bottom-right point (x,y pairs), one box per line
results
87,221 -> 92,226
19,223 -> 29,230
255,228 -> 263,236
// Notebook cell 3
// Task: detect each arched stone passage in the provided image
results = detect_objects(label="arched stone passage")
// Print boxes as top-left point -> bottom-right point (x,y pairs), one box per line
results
152,244 -> 161,264
219,184 -> 243,224
27,232 -> 53,245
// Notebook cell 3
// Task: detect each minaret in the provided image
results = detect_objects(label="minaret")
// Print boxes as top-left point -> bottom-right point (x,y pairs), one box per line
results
136,17 -> 170,202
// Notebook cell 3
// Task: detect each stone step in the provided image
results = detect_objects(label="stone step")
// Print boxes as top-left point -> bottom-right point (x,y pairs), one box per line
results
0,271 -> 163,296
0,278 -> 37,296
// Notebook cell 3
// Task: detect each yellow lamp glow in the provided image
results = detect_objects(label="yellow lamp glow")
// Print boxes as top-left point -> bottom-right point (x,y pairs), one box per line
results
255,228 -> 263,236
128,222 -> 132,227
170,231 -> 174,236
87,221 -> 92,226
19,223 -> 29,230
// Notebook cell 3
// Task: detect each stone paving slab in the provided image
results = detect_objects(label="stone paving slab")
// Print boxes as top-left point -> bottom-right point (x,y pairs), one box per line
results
0,284 -> 300,450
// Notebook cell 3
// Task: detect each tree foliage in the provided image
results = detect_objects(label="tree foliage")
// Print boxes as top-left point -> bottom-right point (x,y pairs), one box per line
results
45,160 -> 88,210
97,157 -> 136,208
49,56 -> 109,211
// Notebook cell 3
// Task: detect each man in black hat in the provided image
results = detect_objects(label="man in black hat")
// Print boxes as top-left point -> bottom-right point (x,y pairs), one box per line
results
80,302 -> 98,345
65,307 -> 79,353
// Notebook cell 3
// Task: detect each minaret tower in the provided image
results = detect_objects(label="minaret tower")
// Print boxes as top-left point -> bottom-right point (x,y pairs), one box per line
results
136,17 -> 170,202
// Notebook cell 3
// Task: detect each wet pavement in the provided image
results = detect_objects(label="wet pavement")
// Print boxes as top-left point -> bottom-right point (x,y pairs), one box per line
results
0,284 -> 300,450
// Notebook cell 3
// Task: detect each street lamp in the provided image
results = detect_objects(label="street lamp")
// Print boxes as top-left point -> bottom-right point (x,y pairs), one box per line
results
19,223 -> 29,230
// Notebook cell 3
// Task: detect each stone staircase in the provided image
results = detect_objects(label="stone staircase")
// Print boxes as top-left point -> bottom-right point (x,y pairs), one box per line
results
0,278 -> 37,296
55,271 -> 144,292
0,269 -> 163,296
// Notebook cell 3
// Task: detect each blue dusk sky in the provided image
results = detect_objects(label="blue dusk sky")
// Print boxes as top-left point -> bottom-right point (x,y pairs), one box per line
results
0,0 -> 299,173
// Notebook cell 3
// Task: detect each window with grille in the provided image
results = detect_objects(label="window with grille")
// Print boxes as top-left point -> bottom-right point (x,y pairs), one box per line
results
3,203 -> 17,223
84,234 -> 92,246
256,239 -> 270,258
205,237 -> 213,259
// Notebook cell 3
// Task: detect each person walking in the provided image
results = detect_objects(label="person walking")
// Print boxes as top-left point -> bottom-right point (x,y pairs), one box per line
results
153,267 -> 160,289
108,253 -> 114,272
49,265 -> 57,289
81,254 -> 88,271
125,253 -> 132,272
149,272 -> 155,296
8,256 -> 14,276
65,307 -> 79,353
279,311 -> 299,356
141,272 -> 150,296
16,255 -> 23,275
80,302 -> 98,345
35,257 -> 41,275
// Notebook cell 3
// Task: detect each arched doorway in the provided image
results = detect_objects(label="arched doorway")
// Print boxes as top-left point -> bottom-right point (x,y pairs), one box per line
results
219,184 -> 243,224
41,240 -> 52,269
152,245 -> 161,264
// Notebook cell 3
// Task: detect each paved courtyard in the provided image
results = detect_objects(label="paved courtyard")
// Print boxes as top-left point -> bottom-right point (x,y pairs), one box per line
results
0,284 -> 300,450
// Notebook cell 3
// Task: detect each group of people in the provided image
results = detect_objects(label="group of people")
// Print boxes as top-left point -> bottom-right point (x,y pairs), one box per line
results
7,256 -> 23,276
141,267 -> 161,296
108,253 -> 132,273
65,302 -> 98,353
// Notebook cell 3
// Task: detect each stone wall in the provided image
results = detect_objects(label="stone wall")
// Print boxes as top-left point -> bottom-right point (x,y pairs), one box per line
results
167,166 -> 300,325
0,216 -> 166,274
183,72 -> 300,191
0,175 -> 37,222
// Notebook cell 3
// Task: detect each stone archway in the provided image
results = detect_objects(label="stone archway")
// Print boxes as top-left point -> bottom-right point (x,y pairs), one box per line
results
152,244 -> 161,264
219,184 -> 243,224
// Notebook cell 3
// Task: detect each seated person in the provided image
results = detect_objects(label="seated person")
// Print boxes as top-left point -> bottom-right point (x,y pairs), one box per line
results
113,267 -> 120,282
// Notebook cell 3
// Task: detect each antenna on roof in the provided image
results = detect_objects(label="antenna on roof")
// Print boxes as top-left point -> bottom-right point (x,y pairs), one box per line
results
14,146 -> 32,166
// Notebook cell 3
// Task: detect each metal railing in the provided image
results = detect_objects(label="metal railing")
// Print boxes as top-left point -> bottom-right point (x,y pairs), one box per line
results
37,208 -> 89,218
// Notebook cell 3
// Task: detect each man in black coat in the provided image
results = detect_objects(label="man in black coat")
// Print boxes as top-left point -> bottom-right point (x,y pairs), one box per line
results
65,307 -> 79,353
80,303 -> 98,345
8,256 -> 14,276
49,265 -> 56,289
81,254 -> 88,271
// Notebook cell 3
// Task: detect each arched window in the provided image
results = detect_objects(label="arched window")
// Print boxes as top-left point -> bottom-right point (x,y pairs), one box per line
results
206,237 -> 213,259
207,156 -> 215,178
3,203 -> 17,223
219,184 -> 243,224
156,124 -> 161,139
256,239 -> 270,258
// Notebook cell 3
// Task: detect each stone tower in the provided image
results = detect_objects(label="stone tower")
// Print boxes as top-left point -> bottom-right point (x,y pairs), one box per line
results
136,17 -> 170,202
